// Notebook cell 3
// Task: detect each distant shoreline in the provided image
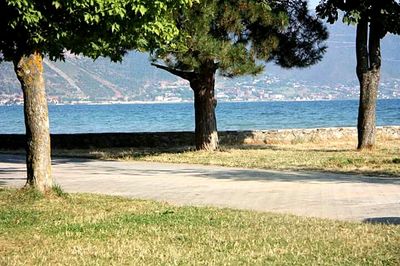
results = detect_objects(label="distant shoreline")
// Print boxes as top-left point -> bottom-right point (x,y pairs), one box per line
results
2,99 -> 398,134
2,97 -> 400,107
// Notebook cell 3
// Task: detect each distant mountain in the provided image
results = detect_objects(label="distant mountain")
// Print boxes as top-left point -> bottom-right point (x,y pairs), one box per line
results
267,23 -> 400,85
0,22 -> 399,103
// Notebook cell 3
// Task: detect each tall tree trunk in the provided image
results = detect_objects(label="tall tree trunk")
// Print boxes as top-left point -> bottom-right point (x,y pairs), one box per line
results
190,64 -> 218,151
13,52 -> 53,192
356,19 -> 381,150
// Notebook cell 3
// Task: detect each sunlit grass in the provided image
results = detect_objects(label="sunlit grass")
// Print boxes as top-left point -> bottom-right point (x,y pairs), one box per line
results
1,188 -> 399,265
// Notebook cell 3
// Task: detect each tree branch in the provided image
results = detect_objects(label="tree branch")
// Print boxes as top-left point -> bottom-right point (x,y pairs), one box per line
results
151,63 -> 195,81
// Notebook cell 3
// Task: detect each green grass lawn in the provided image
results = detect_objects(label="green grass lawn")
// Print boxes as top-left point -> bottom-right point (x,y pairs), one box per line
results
1,188 -> 399,265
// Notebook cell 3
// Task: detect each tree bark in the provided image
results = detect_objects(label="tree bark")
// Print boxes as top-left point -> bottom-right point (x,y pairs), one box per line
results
357,70 -> 379,149
190,63 -> 219,151
152,61 -> 219,151
13,52 -> 53,192
356,19 -> 381,150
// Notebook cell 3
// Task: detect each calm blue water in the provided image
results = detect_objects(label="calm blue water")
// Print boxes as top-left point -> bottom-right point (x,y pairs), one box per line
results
0,99 -> 399,134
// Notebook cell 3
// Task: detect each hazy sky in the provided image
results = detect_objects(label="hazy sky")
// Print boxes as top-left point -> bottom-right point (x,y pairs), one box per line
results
309,0 -> 319,8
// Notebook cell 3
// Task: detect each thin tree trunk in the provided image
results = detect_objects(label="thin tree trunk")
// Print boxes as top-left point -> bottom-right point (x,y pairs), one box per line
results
356,19 -> 381,150
13,52 -> 53,192
190,65 -> 219,151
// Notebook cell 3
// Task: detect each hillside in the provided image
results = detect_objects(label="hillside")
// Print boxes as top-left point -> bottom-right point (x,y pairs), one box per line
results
0,23 -> 399,104
267,23 -> 400,84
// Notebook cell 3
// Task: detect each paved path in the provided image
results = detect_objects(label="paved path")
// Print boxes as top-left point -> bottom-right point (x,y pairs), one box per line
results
1,154 -> 399,222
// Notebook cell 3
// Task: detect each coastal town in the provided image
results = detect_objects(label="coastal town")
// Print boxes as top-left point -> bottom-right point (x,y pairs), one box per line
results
1,72 -> 399,105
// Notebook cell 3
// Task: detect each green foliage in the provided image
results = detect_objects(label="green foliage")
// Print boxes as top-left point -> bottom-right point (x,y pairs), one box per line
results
153,0 -> 328,78
317,0 -> 400,36
0,0 -> 195,62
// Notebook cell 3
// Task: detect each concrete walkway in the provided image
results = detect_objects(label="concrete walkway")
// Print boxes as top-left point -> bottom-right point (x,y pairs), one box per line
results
1,154 -> 399,222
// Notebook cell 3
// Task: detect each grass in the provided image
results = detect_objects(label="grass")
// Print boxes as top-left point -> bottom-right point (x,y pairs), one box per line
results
52,138 -> 400,177
1,188 -> 399,265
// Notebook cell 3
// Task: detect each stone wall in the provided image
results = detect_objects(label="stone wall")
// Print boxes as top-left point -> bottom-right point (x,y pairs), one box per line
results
220,126 -> 400,145
1,126 -> 399,150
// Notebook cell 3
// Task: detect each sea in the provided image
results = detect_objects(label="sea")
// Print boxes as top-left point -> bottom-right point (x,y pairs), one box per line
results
0,99 -> 399,134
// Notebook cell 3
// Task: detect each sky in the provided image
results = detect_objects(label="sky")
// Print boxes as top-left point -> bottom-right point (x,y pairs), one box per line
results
309,0 -> 319,9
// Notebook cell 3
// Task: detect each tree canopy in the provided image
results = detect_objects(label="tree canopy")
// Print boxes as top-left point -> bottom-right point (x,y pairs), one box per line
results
0,0 -> 195,62
152,0 -> 328,78
317,0 -> 400,36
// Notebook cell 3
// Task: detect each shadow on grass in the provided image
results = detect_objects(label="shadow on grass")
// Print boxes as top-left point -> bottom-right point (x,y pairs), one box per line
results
86,145 -> 356,160
363,217 -> 400,225
222,144 -> 354,153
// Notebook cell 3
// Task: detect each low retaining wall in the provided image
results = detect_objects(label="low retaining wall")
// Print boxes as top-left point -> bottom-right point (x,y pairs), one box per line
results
1,126 -> 399,150
223,126 -> 400,145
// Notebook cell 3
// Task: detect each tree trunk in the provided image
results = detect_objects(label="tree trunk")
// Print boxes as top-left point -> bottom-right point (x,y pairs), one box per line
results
355,19 -> 381,150
357,70 -> 379,149
190,65 -> 219,151
13,52 -> 53,192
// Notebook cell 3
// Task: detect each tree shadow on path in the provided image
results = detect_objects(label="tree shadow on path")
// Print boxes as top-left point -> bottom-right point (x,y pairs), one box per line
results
363,217 -> 400,225
113,166 -> 400,185
1,153 -> 400,185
